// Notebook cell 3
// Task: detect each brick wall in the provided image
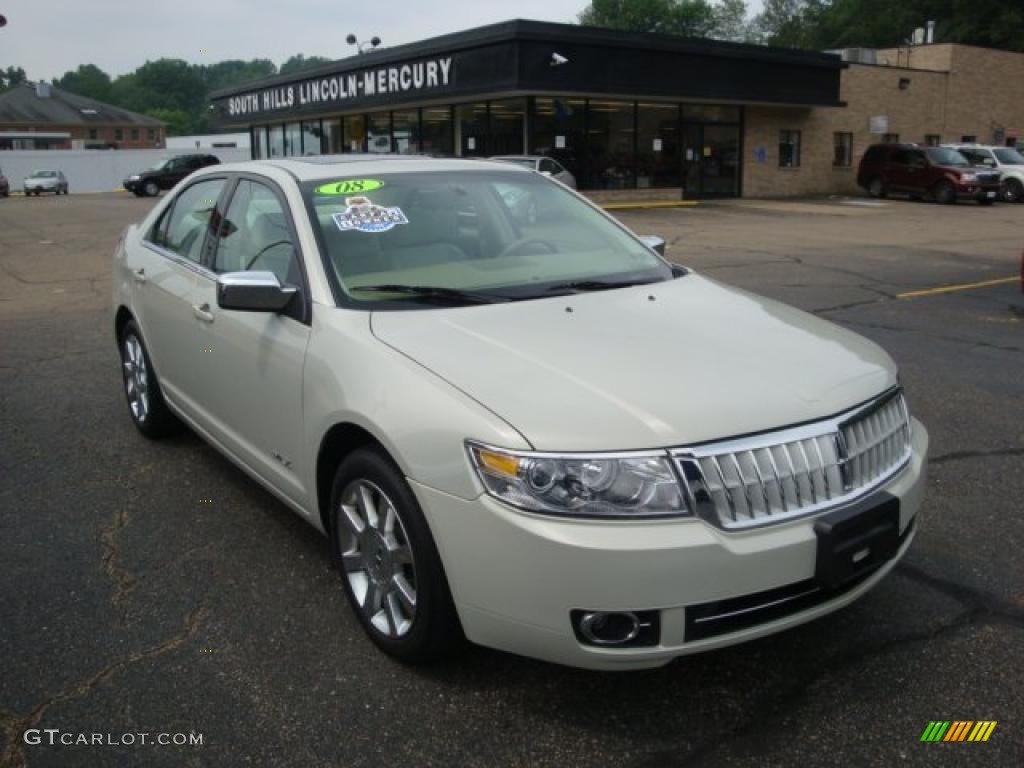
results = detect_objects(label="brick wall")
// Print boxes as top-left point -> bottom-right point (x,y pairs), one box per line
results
0,123 -> 165,149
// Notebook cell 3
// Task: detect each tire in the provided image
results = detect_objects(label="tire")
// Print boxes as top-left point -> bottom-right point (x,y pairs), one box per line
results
867,177 -> 887,198
118,320 -> 182,438
932,179 -> 956,205
144,180 -> 159,197
1003,178 -> 1023,203
329,447 -> 462,663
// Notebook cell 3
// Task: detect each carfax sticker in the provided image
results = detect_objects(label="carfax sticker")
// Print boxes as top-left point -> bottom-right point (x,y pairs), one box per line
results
316,179 -> 384,195
331,196 -> 408,233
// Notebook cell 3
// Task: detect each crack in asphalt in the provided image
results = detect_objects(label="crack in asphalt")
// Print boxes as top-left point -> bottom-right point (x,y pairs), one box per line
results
930,447 -> 1024,464
841,319 -> 1023,353
100,505 -> 135,624
0,606 -> 207,768
627,561 -> 1022,768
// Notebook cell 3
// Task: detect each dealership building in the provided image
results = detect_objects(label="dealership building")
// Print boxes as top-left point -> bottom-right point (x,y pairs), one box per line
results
210,19 -> 1024,200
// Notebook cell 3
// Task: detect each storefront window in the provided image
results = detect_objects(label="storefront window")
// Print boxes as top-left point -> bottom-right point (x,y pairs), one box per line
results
392,109 -> 420,154
489,98 -> 526,156
683,105 -> 741,123
367,111 -> 392,153
301,120 -> 323,155
284,122 -> 302,156
457,102 -> 488,156
588,100 -> 635,190
421,107 -> 453,156
252,127 -> 264,159
268,124 -> 285,157
323,119 -> 343,154
344,115 -> 366,152
636,102 -> 680,188
530,97 -> 586,186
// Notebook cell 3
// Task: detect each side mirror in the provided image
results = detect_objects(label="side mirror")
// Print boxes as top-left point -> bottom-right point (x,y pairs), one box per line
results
216,271 -> 296,312
638,235 -> 666,256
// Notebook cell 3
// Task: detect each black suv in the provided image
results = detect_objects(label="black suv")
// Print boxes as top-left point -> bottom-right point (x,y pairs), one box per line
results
124,154 -> 220,197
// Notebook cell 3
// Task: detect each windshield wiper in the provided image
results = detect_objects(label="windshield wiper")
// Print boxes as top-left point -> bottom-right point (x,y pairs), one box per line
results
544,278 -> 664,294
351,284 -> 510,304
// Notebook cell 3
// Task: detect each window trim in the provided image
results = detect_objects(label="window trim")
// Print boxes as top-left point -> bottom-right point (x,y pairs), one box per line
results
205,172 -> 312,326
143,175 -> 231,277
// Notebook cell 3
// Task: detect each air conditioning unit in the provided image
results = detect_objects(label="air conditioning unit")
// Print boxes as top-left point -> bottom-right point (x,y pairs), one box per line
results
824,48 -> 879,65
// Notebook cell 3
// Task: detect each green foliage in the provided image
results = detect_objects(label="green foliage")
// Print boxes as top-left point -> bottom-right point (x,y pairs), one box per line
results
54,64 -> 112,101
578,0 -> 719,37
279,54 -> 333,75
0,65 -> 27,92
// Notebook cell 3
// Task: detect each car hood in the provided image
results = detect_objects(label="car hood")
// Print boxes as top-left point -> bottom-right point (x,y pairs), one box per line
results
370,274 -> 897,450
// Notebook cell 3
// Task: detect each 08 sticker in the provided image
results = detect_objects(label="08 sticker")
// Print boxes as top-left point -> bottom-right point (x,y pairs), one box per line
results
332,196 -> 408,233
316,179 -> 384,195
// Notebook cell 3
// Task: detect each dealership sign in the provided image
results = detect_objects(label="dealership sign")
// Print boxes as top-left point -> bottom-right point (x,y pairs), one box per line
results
226,57 -> 454,117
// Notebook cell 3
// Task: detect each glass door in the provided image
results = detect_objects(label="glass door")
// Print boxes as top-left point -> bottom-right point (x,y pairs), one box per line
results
682,123 -> 740,198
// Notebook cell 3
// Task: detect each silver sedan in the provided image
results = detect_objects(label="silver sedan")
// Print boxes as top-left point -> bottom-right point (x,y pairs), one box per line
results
24,170 -> 69,196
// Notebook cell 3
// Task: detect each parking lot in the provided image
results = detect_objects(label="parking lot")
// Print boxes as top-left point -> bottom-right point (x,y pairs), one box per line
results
1,192 -> 1022,767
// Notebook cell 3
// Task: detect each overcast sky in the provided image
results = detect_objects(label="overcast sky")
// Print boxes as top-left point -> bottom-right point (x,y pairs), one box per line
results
1,0 -> 764,81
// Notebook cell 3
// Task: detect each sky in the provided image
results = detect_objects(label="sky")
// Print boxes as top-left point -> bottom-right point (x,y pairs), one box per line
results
0,0 -> 764,81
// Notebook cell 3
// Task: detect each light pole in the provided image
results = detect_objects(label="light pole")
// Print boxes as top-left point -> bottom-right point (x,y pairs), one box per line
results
346,34 -> 381,55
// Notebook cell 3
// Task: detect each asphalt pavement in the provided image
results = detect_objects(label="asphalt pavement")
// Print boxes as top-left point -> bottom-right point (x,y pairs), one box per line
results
1,191 -> 1021,767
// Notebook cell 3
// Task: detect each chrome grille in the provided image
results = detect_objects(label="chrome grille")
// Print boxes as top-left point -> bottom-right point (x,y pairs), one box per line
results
673,390 -> 912,530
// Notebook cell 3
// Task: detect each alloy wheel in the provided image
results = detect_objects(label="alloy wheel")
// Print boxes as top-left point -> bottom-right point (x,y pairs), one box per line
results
122,334 -> 149,422
337,479 -> 418,637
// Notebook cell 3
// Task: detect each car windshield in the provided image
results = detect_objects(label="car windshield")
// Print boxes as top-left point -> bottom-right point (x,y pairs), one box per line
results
926,147 -> 969,167
31,170 -> 57,178
994,148 -> 1024,165
303,171 -> 673,307
149,158 -> 172,171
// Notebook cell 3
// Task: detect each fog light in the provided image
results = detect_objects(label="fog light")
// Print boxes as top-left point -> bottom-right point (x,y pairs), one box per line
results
570,609 -> 660,648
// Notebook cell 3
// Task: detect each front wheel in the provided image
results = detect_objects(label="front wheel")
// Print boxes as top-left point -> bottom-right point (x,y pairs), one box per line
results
932,179 -> 956,205
329,448 -> 462,663
144,180 -> 159,197
119,320 -> 182,438
1003,178 -> 1023,203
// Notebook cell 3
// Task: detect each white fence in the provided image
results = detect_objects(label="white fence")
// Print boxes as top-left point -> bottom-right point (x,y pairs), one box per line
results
0,148 -> 251,194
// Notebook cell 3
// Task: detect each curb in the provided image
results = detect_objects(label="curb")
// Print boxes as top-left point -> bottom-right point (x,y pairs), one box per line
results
601,200 -> 699,211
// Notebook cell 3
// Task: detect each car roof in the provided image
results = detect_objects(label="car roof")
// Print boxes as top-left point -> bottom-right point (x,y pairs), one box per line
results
216,155 -> 535,182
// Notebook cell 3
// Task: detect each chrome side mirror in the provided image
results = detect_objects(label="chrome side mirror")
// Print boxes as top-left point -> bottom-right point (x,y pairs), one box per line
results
216,271 -> 296,312
639,235 -> 666,256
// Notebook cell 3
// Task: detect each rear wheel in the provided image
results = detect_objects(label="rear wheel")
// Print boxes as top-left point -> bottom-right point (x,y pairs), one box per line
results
932,179 -> 956,205
119,320 -> 182,438
1003,178 -> 1023,203
867,177 -> 886,198
329,448 -> 462,663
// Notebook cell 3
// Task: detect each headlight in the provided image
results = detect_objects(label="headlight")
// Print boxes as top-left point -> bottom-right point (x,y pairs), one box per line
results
129,175 -> 140,181
960,173 -> 977,182
466,442 -> 689,518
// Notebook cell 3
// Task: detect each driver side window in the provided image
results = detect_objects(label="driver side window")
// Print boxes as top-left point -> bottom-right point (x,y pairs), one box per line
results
212,179 -> 299,286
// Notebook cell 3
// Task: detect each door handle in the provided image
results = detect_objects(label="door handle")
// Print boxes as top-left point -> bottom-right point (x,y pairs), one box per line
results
132,267 -> 146,284
191,302 -> 215,323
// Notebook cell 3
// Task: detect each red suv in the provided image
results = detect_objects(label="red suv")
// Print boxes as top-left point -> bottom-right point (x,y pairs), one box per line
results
857,144 -> 1002,205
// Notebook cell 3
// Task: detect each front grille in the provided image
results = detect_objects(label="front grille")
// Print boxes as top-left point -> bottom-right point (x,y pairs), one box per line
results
673,390 -> 912,530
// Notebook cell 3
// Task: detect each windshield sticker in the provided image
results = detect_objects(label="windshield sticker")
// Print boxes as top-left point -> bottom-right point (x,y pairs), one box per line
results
332,196 -> 408,233
316,179 -> 384,196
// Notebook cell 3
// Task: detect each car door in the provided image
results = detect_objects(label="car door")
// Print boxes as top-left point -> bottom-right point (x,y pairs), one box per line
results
126,176 -> 228,416
163,158 -> 190,189
190,175 -> 313,505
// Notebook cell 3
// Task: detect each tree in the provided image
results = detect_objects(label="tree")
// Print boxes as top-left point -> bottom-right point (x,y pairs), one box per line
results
578,0 -> 718,38
201,59 -> 277,93
279,54 -> 333,75
0,65 -> 27,92
54,64 -> 112,101
750,0 -> 816,47
713,0 -> 753,41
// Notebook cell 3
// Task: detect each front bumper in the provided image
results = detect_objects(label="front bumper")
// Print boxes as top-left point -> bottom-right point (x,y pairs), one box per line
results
123,179 -> 142,192
414,419 -> 928,670
24,184 -> 58,192
956,183 -> 1002,200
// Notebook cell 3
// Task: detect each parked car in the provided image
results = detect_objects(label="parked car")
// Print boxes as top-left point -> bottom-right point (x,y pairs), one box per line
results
0,165 -> 9,197
490,155 -> 577,189
113,156 -> 928,670
23,170 -> 69,196
123,154 -> 220,197
857,143 -> 1002,204
945,143 -> 1024,203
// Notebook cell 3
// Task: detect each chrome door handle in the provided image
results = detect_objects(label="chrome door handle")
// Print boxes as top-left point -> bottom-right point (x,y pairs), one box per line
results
191,303 -> 215,323
132,267 -> 146,284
